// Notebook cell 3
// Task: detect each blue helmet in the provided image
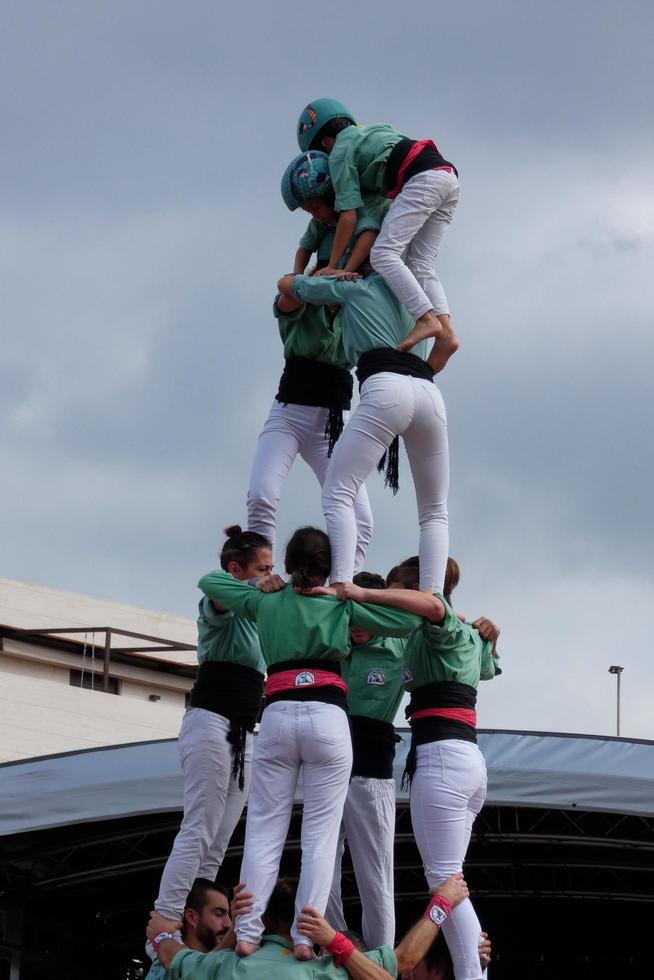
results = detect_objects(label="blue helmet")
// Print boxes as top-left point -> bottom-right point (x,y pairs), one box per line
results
297,97 -> 356,152
281,151 -> 332,212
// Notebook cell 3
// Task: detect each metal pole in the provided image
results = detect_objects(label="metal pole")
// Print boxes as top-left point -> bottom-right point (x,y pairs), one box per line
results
616,669 -> 621,737
103,630 -> 111,693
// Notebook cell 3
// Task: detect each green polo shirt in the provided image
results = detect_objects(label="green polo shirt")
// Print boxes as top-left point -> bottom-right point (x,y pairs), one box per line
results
329,124 -> 406,211
343,636 -> 407,723
197,596 -> 265,674
273,296 -> 350,368
198,572 -> 420,667
300,197 -> 391,256
170,934 -> 398,979
402,597 -> 500,692
291,273 -> 429,364
145,962 -> 168,980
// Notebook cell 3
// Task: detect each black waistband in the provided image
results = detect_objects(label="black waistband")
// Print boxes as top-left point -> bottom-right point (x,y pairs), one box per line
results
264,687 -> 348,711
189,661 -> 264,727
385,138 -> 458,194
350,715 -> 398,779
405,681 -> 477,717
409,716 -> 478,746
357,348 -> 434,388
189,662 -> 265,791
276,357 -> 353,410
267,659 -> 342,676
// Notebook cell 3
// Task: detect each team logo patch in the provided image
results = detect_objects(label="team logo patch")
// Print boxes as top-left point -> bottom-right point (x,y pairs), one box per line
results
295,670 -> 315,687
367,668 -> 386,686
402,667 -> 413,684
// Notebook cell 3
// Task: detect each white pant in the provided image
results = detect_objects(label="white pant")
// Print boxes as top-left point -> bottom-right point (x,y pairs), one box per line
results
322,373 -> 449,591
247,400 -> 373,573
236,700 -> 353,947
371,169 -> 460,319
326,776 -> 397,949
155,708 -> 252,919
410,739 -> 487,980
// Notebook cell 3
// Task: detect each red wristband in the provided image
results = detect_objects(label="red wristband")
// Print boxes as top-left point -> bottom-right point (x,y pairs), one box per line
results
424,894 -> 452,924
326,932 -> 355,966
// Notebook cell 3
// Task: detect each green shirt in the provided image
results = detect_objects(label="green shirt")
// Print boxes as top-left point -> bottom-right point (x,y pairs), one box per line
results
197,596 -> 266,674
273,296 -> 350,368
329,124 -> 406,211
403,597 -> 501,692
343,636 -> 407,723
170,935 -> 398,980
292,273 -> 429,364
198,572 -> 420,667
145,962 -> 168,980
299,197 -> 391,256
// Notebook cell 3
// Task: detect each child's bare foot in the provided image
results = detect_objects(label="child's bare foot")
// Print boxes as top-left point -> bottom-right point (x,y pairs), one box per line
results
294,944 -> 316,960
235,941 -> 260,957
398,310 -> 442,352
427,325 -> 460,374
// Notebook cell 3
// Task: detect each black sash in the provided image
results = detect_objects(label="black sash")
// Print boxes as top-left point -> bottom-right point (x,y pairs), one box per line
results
385,138 -> 458,195
350,715 -> 399,779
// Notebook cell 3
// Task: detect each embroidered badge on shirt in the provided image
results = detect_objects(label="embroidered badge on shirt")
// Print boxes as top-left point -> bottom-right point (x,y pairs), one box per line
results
402,667 -> 413,684
367,668 -> 386,686
295,670 -> 315,687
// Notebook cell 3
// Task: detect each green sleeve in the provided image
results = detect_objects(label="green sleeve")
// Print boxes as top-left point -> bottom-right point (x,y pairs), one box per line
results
273,293 -> 305,323
170,949 -> 208,979
197,571 -> 263,623
299,218 -> 326,252
292,274 -> 358,306
355,196 -> 390,235
348,600 -> 421,637
329,140 -> 364,211
364,946 -> 398,975
480,641 -> 501,680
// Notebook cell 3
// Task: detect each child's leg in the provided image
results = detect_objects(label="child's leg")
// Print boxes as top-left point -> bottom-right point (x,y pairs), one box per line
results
299,406 -> 374,574
321,375 -> 413,584
246,401 -> 302,551
398,171 -> 460,359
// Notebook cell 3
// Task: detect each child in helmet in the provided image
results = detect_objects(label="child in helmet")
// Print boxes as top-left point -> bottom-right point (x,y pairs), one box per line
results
281,150 -> 389,275
296,98 -> 460,373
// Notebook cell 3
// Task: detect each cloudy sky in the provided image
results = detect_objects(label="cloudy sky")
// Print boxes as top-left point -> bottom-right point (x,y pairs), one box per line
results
2,1 -> 653,738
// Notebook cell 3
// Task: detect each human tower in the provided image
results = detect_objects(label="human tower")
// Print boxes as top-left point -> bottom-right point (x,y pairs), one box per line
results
146,98 -> 502,980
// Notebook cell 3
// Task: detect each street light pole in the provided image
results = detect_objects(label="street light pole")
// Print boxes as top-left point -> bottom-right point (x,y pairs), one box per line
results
608,666 -> 624,736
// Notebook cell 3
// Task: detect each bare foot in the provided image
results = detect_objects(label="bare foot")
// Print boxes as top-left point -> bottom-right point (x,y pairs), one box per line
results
235,941 -> 261,957
427,326 -> 460,373
294,944 -> 317,960
398,310 -> 442,352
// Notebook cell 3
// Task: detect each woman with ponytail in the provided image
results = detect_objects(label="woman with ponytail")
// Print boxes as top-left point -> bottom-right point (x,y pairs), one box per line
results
198,526 -> 430,961
152,526 -> 272,930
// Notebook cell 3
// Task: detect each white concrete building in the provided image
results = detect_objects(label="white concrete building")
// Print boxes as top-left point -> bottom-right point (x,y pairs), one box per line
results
0,577 -> 197,762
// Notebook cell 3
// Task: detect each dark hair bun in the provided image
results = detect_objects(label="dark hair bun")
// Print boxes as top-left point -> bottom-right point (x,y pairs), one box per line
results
224,524 -> 243,538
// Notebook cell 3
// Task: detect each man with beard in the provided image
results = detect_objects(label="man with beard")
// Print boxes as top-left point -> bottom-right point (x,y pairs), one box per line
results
146,880 -> 233,979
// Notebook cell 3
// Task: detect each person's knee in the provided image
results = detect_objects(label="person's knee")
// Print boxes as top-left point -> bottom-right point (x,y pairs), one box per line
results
370,239 -> 398,273
321,482 -> 357,514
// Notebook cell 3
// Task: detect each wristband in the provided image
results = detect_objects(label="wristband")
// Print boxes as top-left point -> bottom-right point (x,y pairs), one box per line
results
424,895 -> 452,926
326,932 -> 355,967
152,931 -> 174,953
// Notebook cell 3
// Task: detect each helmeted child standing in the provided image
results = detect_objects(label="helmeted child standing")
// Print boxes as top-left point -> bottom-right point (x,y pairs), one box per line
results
297,98 -> 460,373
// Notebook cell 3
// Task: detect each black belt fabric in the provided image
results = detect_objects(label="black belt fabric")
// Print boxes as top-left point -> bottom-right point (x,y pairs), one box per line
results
356,348 -> 434,387
189,661 -> 265,790
267,658 -> 342,675
350,715 -> 399,779
402,681 -> 478,787
406,681 -> 477,715
276,357 -> 353,410
384,138 -> 458,195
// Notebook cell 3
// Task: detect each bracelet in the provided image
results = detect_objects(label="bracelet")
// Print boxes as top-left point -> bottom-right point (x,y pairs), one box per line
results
424,894 -> 452,926
326,932 -> 355,967
152,931 -> 174,953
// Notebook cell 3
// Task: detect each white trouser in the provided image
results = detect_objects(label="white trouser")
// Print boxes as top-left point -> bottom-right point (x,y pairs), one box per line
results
155,708 -> 252,919
247,400 -> 374,573
371,169 -> 460,319
410,739 -> 487,980
326,776 -> 397,948
322,373 -> 449,591
236,700 -> 353,947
